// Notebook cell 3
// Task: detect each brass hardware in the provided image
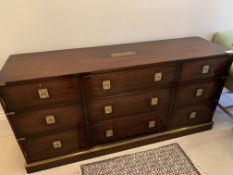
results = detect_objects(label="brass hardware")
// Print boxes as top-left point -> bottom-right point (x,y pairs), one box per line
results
104,105 -> 112,114
151,97 -> 158,106
0,97 -> 7,109
45,115 -> 56,124
225,50 -> 233,55
105,129 -> 113,137
196,88 -> 204,97
189,112 -> 197,119
0,82 -> 6,87
52,141 -> 62,149
202,65 -> 210,74
154,72 -> 162,82
25,122 -> 213,168
23,150 -> 28,158
38,88 -> 50,99
102,80 -> 111,90
110,51 -> 136,57
149,121 -> 156,128
5,112 -> 16,116
17,138 -> 26,141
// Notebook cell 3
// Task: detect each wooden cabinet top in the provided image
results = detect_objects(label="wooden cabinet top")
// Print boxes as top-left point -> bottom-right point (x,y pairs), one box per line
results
0,37 -> 228,83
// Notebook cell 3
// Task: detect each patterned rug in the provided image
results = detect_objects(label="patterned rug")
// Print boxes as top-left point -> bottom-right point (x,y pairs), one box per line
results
81,143 -> 201,175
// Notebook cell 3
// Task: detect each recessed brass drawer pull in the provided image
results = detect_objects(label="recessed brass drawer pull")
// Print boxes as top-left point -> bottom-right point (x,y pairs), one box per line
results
149,121 -> 156,128
151,97 -> 159,106
196,88 -> 204,97
102,80 -> 111,90
189,112 -> 197,119
52,140 -> 62,149
105,129 -> 113,137
202,65 -> 210,74
45,115 -> 56,124
104,105 -> 113,114
38,88 -> 50,99
154,72 -> 162,82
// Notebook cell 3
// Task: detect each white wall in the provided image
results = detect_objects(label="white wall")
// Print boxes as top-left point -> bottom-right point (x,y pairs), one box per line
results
1,0 -> 233,69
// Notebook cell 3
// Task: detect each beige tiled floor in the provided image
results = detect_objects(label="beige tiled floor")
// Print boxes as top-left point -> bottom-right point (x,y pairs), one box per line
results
1,100 -> 233,174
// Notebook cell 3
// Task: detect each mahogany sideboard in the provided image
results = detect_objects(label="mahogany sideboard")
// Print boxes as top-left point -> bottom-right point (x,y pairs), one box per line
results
0,37 -> 232,173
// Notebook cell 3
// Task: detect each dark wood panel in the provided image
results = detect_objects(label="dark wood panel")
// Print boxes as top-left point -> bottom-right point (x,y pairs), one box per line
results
170,103 -> 216,129
174,80 -> 223,106
87,88 -> 174,124
90,112 -> 168,146
0,77 -> 80,111
180,57 -> 231,81
21,130 -> 80,163
11,104 -> 83,138
84,64 -> 177,98
0,37 -> 228,83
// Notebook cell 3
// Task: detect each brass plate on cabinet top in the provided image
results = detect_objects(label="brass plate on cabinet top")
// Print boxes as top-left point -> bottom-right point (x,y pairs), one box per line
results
38,88 -> 50,99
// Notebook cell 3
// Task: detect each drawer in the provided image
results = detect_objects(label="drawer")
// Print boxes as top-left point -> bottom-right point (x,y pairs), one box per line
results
21,130 -> 80,162
174,80 -> 223,106
170,103 -> 216,129
90,112 -> 167,146
180,57 -> 231,81
11,104 -> 83,138
0,77 -> 80,111
84,64 -> 177,98
87,89 -> 174,123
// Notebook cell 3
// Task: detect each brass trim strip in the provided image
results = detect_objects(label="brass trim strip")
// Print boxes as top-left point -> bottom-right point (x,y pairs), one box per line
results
110,51 -> 136,57
17,138 -> 26,141
225,50 -> 233,55
6,112 -> 16,116
25,122 -> 212,168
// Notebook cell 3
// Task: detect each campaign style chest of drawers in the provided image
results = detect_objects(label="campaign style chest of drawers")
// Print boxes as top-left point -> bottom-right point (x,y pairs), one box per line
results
0,37 -> 232,173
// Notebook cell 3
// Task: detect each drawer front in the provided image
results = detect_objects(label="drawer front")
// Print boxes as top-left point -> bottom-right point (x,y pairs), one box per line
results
170,103 -> 216,129
174,80 -> 223,106
11,104 -> 83,138
180,57 -> 231,81
84,64 -> 177,98
0,77 -> 80,111
21,130 -> 80,162
90,112 -> 167,146
87,89 -> 174,123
